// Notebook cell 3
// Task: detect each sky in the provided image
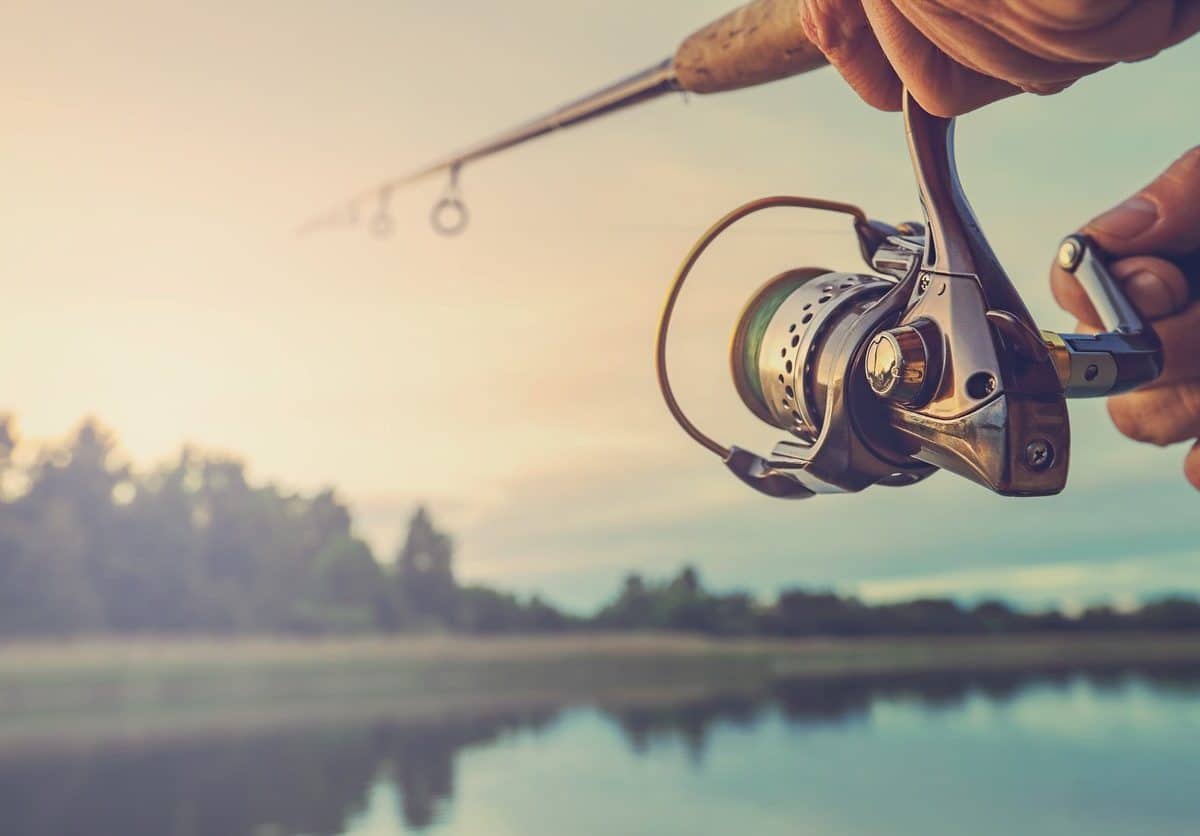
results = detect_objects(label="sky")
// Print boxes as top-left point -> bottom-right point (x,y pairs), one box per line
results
3,0 -> 1199,612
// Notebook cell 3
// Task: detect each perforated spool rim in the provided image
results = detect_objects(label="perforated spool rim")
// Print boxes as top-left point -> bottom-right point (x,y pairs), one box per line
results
752,273 -> 893,443
730,267 -> 833,428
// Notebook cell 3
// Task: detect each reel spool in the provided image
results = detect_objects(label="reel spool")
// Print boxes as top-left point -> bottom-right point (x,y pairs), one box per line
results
731,269 -> 893,445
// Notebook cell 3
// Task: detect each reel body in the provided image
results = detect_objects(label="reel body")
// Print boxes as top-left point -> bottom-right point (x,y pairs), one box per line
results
658,93 -> 1165,500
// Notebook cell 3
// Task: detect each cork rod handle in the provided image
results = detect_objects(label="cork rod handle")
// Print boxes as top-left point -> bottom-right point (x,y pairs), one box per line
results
674,0 -> 828,94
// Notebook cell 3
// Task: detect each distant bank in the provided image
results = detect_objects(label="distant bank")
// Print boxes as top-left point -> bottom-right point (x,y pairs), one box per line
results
2,632 -> 1199,751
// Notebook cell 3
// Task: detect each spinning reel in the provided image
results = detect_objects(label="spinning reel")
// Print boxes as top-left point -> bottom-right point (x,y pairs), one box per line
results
656,93 -> 1165,499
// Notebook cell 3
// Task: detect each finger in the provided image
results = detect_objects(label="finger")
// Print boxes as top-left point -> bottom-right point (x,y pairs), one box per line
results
892,0 -> 1110,88
1085,146 -> 1200,258
800,0 -> 904,111
1051,255 -> 1192,329
928,1 -> 1200,66
861,0 -> 1019,116
1148,305 -> 1200,386
1112,257 -> 1194,319
1072,299 -> 1200,388
1108,381 -> 1200,448
1186,442 -> 1200,492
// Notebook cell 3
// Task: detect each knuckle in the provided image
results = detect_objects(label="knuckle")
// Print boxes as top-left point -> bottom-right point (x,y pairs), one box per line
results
1109,385 -> 1200,448
800,1 -> 900,111
1178,383 -> 1200,426
799,1 -> 858,58
1107,398 -> 1142,442
798,2 -> 834,54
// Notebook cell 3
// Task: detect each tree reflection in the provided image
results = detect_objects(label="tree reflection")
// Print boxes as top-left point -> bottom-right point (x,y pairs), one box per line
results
0,666 -> 1197,835
375,711 -> 557,828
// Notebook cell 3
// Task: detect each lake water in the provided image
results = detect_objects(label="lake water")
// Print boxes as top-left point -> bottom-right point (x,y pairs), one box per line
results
2,668 -> 1199,835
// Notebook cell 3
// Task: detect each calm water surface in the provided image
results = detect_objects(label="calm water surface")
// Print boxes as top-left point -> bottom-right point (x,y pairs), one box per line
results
3,669 -> 1199,835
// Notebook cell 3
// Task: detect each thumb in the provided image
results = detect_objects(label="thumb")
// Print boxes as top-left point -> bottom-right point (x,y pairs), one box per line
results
1085,146 -> 1200,259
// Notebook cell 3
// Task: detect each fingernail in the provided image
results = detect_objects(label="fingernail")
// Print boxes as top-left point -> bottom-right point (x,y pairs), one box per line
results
1089,196 -> 1158,239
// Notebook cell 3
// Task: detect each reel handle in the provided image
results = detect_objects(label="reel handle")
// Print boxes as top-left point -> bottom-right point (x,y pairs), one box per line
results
1044,235 -> 1164,398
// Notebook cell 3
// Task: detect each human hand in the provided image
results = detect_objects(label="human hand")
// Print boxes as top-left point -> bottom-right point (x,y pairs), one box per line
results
1050,147 -> 1200,491
798,1 -> 1200,116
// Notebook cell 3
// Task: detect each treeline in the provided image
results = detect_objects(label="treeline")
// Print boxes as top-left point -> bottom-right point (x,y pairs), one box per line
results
0,417 -> 1198,638
0,417 -> 567,636
594,568 -> 1200,636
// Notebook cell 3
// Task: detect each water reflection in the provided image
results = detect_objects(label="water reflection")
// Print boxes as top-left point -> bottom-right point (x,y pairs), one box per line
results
1,665 -> 1197,836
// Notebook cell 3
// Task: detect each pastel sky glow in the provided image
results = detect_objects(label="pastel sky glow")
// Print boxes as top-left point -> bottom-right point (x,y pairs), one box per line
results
4,0 -> 1198,611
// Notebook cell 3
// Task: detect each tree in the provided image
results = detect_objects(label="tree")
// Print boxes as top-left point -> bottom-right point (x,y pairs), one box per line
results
594,573 -> 653,630
291,535 -> 385,634
1135,597 -> 1200,631
2,420 -> 122,634
0,414 -> 15,500
395,507 -> 457,627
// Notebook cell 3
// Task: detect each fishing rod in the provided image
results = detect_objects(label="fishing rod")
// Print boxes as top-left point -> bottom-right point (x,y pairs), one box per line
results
299,0 -> 825,237
306,1 -> 1194,499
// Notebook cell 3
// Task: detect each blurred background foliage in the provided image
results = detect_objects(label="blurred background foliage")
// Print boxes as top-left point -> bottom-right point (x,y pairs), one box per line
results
1,414 -> 1198,639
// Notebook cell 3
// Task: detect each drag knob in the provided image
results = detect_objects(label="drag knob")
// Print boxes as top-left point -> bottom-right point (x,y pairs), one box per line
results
865,323 -> 935,405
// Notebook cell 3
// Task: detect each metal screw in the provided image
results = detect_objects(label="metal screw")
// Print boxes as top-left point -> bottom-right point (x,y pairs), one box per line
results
917,274 -> 932,295
1025,439 -> 1054,471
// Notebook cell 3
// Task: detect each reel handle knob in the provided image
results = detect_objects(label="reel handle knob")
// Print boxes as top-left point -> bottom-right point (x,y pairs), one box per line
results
864,323 -> 937,406
1044,235 -> 1164,398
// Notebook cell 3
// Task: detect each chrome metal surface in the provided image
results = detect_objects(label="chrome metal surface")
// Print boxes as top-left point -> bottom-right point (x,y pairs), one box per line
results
869,235 -> 924,281
1048,235 -> 1163,397
1041,331 -> 1119,397
1024,439 -> 1055,472
765,272 -> 938,494
888,94 -> 1069,496
904,101 -> 1035,324
1058,235 -> 1146,335
865,324 -> 933,405
752,272 -> 890,442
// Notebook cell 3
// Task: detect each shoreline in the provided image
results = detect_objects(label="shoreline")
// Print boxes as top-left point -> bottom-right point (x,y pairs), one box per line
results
2,632 -> 1198,751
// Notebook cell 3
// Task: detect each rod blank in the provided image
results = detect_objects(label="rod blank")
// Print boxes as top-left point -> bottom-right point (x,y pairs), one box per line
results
300,0 -> 829,235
